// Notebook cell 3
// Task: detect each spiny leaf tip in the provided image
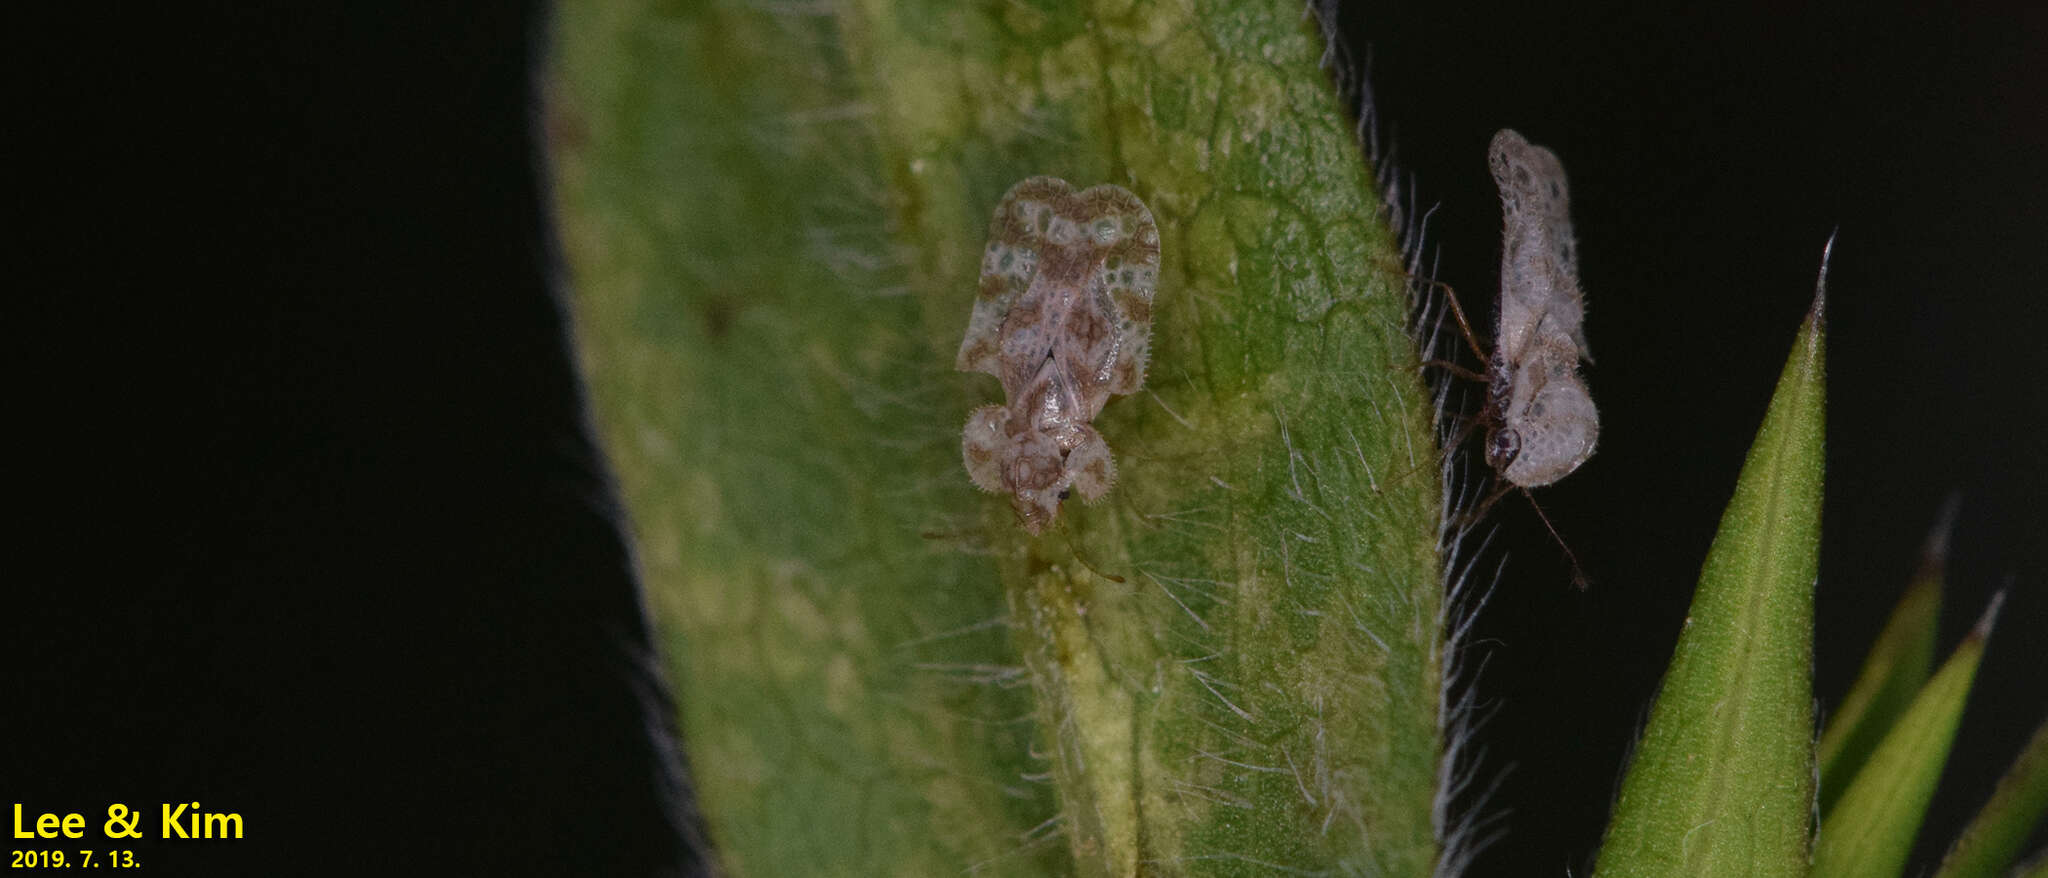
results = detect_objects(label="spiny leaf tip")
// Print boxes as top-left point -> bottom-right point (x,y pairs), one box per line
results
1968,587 -> 2009,642
1812,229 -> 1837,329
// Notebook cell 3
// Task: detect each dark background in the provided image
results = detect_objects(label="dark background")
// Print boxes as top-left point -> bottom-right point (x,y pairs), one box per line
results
17,2 -> 2041,877
1339,2 -> 2048,874
18,4 -> 703,875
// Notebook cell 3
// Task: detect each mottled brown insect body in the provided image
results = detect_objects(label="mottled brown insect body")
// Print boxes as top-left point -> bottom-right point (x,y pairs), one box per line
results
958,176 -> 1160,533
1485,129 -> 1598,488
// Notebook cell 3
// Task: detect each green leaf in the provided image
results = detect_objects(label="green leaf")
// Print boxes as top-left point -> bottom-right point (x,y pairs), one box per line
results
1812,593 -> 2004,878
1816,500 -> 1951,815
1591,249 -> 1829,878
1930,712 -> 2048,878
551,0 -> 1444,874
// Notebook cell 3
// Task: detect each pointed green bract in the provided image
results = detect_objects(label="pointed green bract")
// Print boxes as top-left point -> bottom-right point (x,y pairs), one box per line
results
551,0 -> 1444,873
1931,715 -> 2048,878
1812,596 -> 2002,878
1591,282 -> 1827,877
1816,515 -> 1946,815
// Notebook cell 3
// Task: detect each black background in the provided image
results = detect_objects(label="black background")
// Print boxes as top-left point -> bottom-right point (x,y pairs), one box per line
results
17,2 -> 2042,876
19,4 -> 701,875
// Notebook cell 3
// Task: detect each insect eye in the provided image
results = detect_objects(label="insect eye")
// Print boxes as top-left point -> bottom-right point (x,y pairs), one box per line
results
1487,429 -> 1521,469
1058,488 -> 1072,501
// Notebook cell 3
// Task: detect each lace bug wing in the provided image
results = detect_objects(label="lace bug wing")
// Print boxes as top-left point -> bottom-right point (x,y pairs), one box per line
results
957,177 -> 1074,383
1071,184 -> 1160,398
1489,129 -> 1588,365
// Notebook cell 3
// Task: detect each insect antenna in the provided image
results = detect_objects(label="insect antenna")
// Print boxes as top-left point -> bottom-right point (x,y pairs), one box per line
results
1520,490 -> 1591,590
1445,478 -> 1591,590
1063,536 -> 1128,584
